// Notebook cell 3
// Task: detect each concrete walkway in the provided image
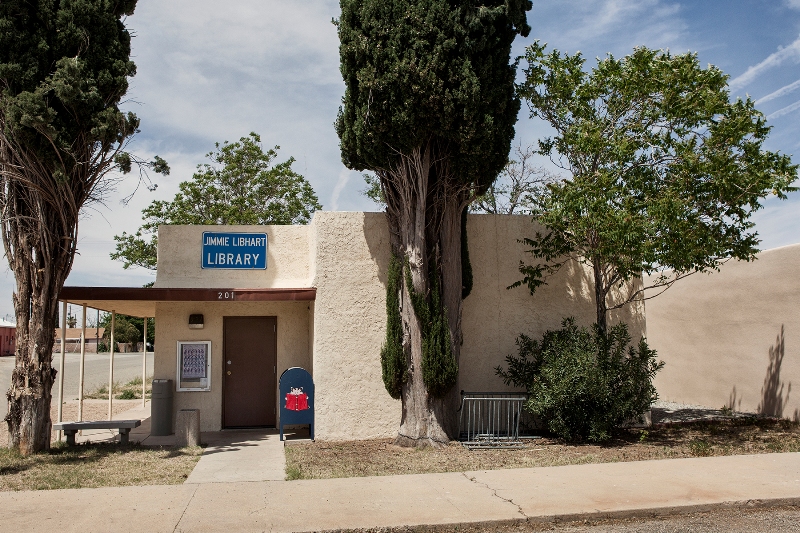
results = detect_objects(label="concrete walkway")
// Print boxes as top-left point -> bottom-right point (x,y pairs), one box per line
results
69,403 -> 288,482
185,429 -> 287,483
0,452 -> 798,532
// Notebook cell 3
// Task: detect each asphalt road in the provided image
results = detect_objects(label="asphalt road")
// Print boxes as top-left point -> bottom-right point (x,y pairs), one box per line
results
0,351 -> 154,419
477,506 -> 800,532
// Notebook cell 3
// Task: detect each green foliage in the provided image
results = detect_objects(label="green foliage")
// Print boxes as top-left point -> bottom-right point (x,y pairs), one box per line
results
0,1 -> 165,180
496,318 -> 664,442
381,254 -> 406,398
111,133 -> 321,270
514,44 -> 799,330
404,258 -> 458,398
0,0 -> 136,166
361,173 -> 386,208
99,314 -> 145,346
336,0 -> 532,192
116,389 -> 136,400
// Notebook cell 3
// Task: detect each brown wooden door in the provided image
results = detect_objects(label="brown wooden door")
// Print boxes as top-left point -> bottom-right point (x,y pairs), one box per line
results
223,316 -> 277,427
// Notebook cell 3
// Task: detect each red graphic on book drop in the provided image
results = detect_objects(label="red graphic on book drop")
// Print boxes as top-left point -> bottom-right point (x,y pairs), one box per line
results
285,387 -> 309,411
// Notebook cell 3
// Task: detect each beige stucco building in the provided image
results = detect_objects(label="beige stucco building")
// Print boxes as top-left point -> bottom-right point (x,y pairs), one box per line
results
60,212 -> 644,439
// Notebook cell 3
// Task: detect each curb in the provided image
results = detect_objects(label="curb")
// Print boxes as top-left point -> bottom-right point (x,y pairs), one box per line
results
320,497 -> 800,532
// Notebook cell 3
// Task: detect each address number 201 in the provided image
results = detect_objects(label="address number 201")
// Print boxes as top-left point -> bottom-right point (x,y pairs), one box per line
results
218,291 -> 234,300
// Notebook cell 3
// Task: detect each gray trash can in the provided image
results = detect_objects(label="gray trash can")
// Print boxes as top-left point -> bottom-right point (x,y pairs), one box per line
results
151,379 -> 173,436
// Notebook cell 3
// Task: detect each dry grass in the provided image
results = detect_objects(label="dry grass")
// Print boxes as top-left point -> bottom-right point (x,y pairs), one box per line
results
0,443 -> 202,491
84,375 -> 153,400
0,399 -> 202,492
284,418 -> 800,480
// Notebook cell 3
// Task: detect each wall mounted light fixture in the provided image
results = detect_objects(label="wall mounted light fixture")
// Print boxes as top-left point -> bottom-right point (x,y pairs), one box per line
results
188,314 -> 204,329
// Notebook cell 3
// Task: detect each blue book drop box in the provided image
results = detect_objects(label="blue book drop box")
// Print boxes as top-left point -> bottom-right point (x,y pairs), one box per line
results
279,367 -> 314,441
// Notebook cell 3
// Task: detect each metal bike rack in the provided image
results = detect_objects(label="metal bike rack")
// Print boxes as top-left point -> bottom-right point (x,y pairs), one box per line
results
457,391 -> 529,449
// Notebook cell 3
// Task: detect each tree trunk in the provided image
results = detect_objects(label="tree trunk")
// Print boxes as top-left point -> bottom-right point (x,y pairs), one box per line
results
382,142 -> 466,447
1,143 -> 80,454
593,260 -> 608,336
437,193 -> 469,437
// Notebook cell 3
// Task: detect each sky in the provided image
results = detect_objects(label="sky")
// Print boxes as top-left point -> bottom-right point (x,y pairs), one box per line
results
2,0 -> 800,319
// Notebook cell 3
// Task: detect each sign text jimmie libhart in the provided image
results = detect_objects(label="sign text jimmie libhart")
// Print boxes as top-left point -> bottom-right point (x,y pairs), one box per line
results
202,232 -> 268,269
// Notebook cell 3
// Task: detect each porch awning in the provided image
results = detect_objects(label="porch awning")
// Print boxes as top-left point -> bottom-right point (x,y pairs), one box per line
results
58,286 -> 317,318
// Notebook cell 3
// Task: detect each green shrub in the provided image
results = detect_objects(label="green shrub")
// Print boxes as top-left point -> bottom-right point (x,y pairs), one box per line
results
496,318 -> 663,442
380,254 -> 406,399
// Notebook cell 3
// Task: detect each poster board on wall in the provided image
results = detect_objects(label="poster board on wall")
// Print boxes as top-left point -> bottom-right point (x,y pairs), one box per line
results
176,341 -> 212,391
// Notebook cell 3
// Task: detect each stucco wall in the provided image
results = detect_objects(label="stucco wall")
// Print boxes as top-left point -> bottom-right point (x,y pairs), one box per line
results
646,244 -> 800,420
459,215 -> 645,393
154,224 -> 312,288
153,300 -> 311,431
310,212 -> 646,441
310,212 -> 400,440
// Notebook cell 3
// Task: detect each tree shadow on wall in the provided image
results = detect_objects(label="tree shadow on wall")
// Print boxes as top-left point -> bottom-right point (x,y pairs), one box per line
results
758,325 -> 791,418
727,385 -> 742,412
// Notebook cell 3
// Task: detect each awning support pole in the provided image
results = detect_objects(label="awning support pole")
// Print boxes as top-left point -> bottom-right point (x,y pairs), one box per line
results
142,317 -> 147,408
56,300 -> 67,441
108,311 -> 116,420
77,304 -> 87,424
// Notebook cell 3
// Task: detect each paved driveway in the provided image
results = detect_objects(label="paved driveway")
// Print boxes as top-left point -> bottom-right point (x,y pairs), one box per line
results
0,351 -> 154,419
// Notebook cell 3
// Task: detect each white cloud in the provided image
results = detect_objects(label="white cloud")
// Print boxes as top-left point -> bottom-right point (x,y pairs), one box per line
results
767,98 -> 800,120
755,78 -> 800,104
786,0 -> 800,10
729,35 -> 800,90
529,0 -> 688,56
750,195 -> 800,250
329,169 -> 353,211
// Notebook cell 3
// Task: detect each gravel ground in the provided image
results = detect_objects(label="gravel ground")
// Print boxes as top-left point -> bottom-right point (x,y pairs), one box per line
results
651,401 -> 759,424
338,505 -> 800,533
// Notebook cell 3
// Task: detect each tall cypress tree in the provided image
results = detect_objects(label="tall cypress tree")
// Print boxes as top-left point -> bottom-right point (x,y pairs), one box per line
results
336,0 -> 531,446
0,0 -> 163,453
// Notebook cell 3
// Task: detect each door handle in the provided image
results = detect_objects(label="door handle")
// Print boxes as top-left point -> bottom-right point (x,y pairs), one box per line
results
227,370 -> 231,375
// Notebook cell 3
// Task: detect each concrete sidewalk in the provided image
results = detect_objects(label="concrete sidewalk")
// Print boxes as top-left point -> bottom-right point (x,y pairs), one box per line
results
0,452 -> 798,532
185,429 -> 286,483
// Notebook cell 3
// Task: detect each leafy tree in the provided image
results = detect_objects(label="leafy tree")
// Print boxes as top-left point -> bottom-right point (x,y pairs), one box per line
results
112,133 -> 322,270
513,44 -> 798,334
98,312 -> 154,350
361,173 -> 385,209
0,0 -> 167,453
337,0 -> 531,446
471,143 -> 557,215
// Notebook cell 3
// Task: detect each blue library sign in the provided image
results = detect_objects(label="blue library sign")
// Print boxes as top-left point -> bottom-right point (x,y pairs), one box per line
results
201,231 -> 267,269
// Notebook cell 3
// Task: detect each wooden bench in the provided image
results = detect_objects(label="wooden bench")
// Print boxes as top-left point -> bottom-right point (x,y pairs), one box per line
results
53,420 -> 142,445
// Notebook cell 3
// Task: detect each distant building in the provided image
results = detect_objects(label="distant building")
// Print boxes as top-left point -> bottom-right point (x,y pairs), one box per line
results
53,328 -> 106,353
0,319 -> 15,357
